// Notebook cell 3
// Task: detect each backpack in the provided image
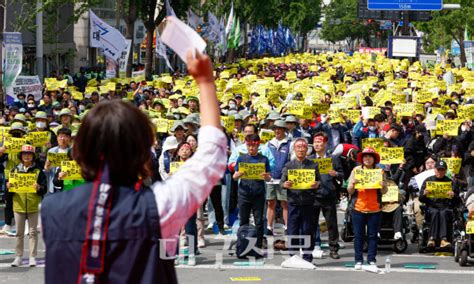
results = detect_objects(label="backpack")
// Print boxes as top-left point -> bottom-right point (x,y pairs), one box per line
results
236,225 -> 262,259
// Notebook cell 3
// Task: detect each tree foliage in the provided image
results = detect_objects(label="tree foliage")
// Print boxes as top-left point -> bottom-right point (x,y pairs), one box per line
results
320,0 -> 378,46
415,0 -> 474,66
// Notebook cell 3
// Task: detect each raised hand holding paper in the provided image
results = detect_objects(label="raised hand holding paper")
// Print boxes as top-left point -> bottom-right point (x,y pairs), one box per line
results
161,16 -> 207,64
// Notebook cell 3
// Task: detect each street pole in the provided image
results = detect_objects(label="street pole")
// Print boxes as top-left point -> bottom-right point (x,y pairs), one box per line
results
36,0 -> 43,80
0,0 -> 6,106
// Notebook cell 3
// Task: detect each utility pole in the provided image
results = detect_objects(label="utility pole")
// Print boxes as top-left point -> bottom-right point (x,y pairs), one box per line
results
0,0 -> 7,105
36,0 -> 43,80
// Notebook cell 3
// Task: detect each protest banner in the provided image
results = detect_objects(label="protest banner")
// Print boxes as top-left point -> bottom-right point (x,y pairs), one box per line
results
170,162 -> 184,174
286,101 -> 305,117
313,158 -> 332,175
4,137 -> 27,153
6,76 -> 42,103
239,163 -> 265,180
9,173 -> 37,193
288,169 -> 315,190
3,32 -> 23,105
380,147 -> 404,164
466,220 -> 474,235
426,181 -> 452,199
259,129 -> 275,143
47,152 -> 69,167
286,71 -> 297,81
382,185 -> 399,203
362,138 -> 383,153
26,131 -> 50,147
221,115 -> 235,134
155,119 -> 170,133
441,157 -> 462,175
436,120 -> 460,136
362,107 -> 379,119
61,161 -> 82,180
354,169 -> 383,189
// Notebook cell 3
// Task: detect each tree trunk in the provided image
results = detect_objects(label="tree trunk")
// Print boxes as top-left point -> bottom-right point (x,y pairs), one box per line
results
459,39 -> 467,68
126,21 -> 135,77
145,29 -> 154,80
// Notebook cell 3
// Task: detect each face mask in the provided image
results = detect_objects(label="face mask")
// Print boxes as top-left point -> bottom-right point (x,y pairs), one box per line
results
229,103 -> 236,109
19,99 -> 25,103
36,121 -> 46,129
79,105 -> 86,111
28,104 -> 35,108
368,126 -> 376,131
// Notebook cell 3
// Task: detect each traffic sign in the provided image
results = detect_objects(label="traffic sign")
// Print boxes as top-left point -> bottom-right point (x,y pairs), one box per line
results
368,0 -> 443,11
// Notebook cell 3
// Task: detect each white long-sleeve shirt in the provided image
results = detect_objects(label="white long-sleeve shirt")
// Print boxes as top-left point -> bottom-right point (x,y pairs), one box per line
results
152,126 -> 227,255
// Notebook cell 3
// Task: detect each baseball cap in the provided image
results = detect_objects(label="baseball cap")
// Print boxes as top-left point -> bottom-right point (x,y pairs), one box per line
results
435,160 -> 448,170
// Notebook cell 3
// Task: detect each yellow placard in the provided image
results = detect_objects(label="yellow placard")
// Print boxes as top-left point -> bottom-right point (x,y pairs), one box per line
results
441,158 -> 462,175
286,101 -> 305,117
9,173 -> 37,193
466,220 -> 474,235
71,90 -> 83,101
380,147 -> 404,164
239,163 -> 265,180
286,71 -> 297,81
230,277 -> 262,282
26,131 -> 50,147
4,137 -> 27,153
362,138 -> 383,153
259,129 -> 275,144
61,160 -> 82,180
314,157 -> 333,175
221,116 -> 235,134
47,152 -> 69,167
426,181 -> 452,199
362,107 -> 380,119
436,120 -> 460,136
155,119 -> 169,133
288,169 -> 315,190
170,162 -> 184,174
382,185 -> 399,203
355,169 -> 383,189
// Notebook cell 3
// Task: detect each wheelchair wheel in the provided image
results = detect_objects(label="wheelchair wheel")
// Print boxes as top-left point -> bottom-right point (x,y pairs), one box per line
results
459,250 -> 468,267
417,240 -> 425,253
393,239 -> 408,254
454,242 -> 460,262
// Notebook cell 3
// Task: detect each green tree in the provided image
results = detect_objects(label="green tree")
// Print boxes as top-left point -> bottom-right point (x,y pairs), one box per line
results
415,0 -> 474,66
320,0 -> 378,49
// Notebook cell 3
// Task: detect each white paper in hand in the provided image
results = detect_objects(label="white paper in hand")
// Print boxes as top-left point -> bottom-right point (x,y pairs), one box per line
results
161,16 -> 206,64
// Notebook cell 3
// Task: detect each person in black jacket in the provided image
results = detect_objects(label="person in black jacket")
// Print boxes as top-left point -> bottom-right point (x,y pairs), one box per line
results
404,125 -> 428,172
280,138 -> 321,263
419,160 -> 458,248
308,132 -> 343,259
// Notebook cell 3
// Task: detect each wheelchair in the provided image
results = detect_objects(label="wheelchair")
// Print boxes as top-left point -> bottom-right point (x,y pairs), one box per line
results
340,204 -> 410,253
417,203 -> 464,254
454,192 -> 474,266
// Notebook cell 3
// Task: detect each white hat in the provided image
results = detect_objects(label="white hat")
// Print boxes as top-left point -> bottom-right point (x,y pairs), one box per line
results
162,136 -> 179,152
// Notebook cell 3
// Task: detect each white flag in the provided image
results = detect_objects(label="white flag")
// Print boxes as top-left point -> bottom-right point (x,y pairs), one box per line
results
155,32 -> 174,71
89,10 -> 127,62
225,3 -> 234,36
